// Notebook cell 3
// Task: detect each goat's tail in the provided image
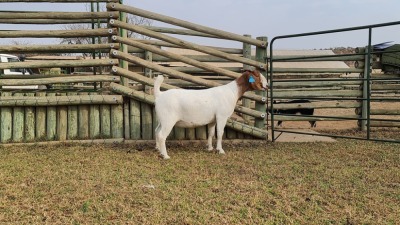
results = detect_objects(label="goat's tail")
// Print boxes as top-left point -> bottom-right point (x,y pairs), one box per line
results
153,75 -> 164,98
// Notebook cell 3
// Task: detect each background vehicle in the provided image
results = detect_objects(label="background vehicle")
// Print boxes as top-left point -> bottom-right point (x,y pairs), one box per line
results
0,54 -> 41,89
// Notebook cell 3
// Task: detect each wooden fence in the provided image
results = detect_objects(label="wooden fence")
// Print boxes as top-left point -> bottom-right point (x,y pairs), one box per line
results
0,0 -> 398,144
0,0 -> 268,143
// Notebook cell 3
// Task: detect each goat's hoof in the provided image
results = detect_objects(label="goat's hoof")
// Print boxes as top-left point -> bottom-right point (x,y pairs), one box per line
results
217,149 -> 226,155
207,147 -> 214,151
158,154 -> 170,160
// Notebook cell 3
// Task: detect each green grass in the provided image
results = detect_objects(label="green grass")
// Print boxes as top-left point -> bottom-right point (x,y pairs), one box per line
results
0,139 -> 399,224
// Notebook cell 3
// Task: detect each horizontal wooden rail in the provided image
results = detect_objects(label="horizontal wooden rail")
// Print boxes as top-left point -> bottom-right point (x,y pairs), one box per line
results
273,90 -> 362,98
140,25 -> 218,38
272,54 -> 365,62
110,82 -> 155,104
0,95 -> 123,106
110,82 -> 267,139
0,18 -> 109,24
111,66 -> 176,91
165,79 -> 230,87
372,84 -> 400,90
114,36 -> 242,79
110,50 -> 266,102
370,109 -> 400,115
136,53 -> 234,63
0,58 -> 118,69
269,101 -> 362,110
130,39 -> 243,54
226,119 -> 267,139
170,67 -> 242,74
272,68 -> 364,73
273,80 -> 363,88
107,3 -> 267,47
111,66 -> 265,119
0,28 -> 116,38
0,11 -> 119,19
269,115 -> 360,121
369,121 -> 400,127
110,20 -> 267,70
0,0 -> 118,2
0,75 -> 119,86
0,43 -> 118,53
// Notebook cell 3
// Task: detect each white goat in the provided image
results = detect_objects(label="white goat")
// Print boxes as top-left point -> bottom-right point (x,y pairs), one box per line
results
154,70 -> 268,159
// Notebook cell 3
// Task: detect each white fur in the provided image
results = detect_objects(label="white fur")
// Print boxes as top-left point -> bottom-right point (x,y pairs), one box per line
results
154,73 -> 268,159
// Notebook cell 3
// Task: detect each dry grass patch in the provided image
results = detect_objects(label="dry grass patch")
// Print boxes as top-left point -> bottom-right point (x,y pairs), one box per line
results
0,139 -> 399,224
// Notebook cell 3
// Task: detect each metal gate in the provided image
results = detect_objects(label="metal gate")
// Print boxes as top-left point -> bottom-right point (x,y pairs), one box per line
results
269,21 -> 400,143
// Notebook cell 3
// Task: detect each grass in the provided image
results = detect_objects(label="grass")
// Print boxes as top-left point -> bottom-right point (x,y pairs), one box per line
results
0,138 -> 399,224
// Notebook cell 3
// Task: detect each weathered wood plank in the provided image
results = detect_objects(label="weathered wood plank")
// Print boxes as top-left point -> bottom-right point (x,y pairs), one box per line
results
141,103 -> 153,140
35,92 -> 46,140
0,92 -> 12,143
107,3 -> 267,47
129,99 -> 141,139
0,95 -> 122,106
78,93 -> 89,139
111,104 -> 124,138
100,105 -> 111,138
57,93 -> 68,141
0,28 -> 117,38
89,93 -> 100,139
12,93 -> 24,142
46,93 -> 57,140
67,92 -> 78,140
24,93 -> 35,142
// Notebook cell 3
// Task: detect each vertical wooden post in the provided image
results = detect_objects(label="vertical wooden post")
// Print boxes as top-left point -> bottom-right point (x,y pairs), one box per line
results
130,99 -> 141,139
254,36 -> 268,131
13,93 -> 24,142
242,34 -> 252,124
111,104 -> 124,138
195,126 -> 207,140
142,50 -> 154,140
57,93 -> 68,141
78,92 -> 89,139
186,128 -> 195,140
25,93 -> 35,142
1,92 -> 12,143
120,7 -> 129,140
141,103 -> 153,140
144,51 -> 153,93
89,93 -> 100,139
174,127 -> 185,140
35,92 -> 46,140
100,104 -> 111,138
46,92 -> 57,140
67,92 -> 78,140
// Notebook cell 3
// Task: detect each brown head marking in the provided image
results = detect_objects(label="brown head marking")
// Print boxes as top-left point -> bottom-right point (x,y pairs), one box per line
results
235,70 -> 265,98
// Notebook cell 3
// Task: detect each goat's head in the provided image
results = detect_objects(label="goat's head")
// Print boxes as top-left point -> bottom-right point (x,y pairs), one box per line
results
243,70 -> 268,91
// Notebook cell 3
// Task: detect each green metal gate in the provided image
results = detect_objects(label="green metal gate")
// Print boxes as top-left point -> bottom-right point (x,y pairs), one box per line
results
269,21 -> 400,143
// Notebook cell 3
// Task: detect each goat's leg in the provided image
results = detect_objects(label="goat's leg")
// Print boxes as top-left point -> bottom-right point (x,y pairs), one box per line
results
155,122 -> 161,150
216,118 -> 227,154
156,122 -> 175,159
207,122 -> 216,151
